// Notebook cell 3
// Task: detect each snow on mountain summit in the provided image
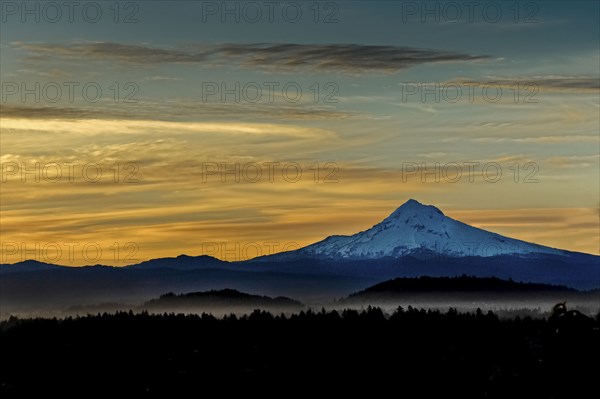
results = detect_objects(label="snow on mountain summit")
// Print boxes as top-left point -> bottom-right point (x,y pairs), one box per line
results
297,199 -> 567,259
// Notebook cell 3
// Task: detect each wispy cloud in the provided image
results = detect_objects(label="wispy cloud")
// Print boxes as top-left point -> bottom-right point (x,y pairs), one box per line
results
470,135 -> 599,144
12,41 -> 491,74
202,43 -> 490,74
0,117 -> 339,140
0,102 -> 360,121
451,75 -> 600,93
13,41 -> 205,64
146,75 -> 182,81
546,154 -> 599,168
1,105 -> 131,120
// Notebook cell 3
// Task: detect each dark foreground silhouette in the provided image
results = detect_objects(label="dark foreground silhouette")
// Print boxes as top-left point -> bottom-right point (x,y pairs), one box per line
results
1,306 -> 599,397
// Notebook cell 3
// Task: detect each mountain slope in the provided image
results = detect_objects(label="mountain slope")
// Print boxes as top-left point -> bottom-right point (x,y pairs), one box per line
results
291,199 -> 568,260
0,259 -> 62,273
2,200 -> 599,314
128,254 -> 226,270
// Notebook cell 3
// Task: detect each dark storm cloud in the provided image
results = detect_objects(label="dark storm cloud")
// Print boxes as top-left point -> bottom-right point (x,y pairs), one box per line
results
12,42 -> 490,74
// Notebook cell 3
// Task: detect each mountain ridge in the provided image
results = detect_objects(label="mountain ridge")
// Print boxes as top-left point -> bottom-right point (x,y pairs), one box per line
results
265,199 -> 570,261
1,201 -> 599,313
1,199 -> 594,271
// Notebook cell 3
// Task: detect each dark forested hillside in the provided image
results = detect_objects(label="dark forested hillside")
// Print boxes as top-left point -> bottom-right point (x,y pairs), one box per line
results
1,307 -> 599,397
142,289 -> 303,312
354,276 -> 575,293
343,276 -> 599,306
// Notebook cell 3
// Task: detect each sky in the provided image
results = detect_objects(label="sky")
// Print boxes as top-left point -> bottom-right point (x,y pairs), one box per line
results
1,1 -> 599,265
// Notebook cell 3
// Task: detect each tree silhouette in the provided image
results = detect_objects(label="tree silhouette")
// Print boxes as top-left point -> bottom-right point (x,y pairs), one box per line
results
0,305 -> 598,397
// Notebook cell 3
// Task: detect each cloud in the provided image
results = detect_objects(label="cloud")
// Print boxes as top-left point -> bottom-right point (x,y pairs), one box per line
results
545,154 -> 599,168
205,43 -> 490,74
12,41 -> 206,64
146,76 -> 182,81
0,102 -> 360,121
0,117 -> 339,140
12,41 -> 490,74
470,135 -> 599,144
16,67 -> 70,79
0,104 -> 126,120
451,75 -> 600,93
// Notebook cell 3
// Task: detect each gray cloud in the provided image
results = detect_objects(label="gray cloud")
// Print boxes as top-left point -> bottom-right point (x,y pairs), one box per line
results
453,76 -> 600,92
205,43 -> 490,73
12,41 -> 490,74
529,77 -> 599,90
0,104 -> 113,120
13,41 -> 206,64
0,102 -> 359,121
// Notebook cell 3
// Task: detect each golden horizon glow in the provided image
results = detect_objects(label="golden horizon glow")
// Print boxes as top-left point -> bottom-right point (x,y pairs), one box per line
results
1,112 -> 598,266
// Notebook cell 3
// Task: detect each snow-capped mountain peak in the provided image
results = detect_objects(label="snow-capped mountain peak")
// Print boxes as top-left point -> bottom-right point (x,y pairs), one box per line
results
296,199 -> 566,259
383,199 -> 445,224
388,198 -> 443,216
